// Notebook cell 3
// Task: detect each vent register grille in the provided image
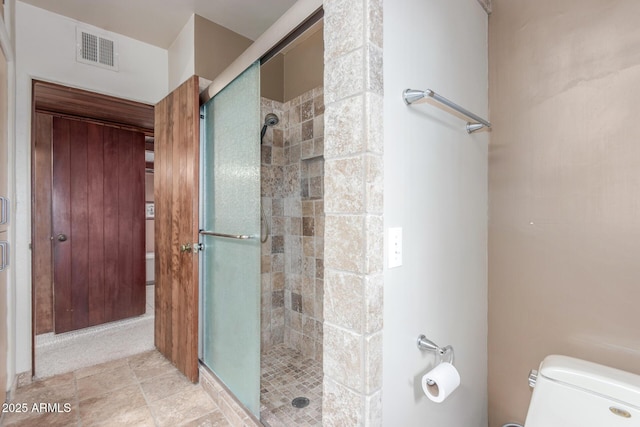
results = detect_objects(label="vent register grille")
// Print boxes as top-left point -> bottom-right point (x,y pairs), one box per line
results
76,27 -> 118,71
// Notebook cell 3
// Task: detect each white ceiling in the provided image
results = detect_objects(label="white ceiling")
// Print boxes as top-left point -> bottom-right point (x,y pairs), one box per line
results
19,0 -> 299,48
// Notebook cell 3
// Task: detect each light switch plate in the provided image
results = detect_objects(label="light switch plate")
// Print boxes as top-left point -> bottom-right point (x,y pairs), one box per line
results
388,227 -> 403,268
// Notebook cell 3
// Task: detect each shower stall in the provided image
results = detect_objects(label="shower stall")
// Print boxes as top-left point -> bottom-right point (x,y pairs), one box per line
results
199,58 -> 325,426
259,85 -> 325,425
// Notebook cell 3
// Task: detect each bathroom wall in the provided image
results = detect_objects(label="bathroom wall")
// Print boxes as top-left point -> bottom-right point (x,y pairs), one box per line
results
383,0 -> 489,425
488,1 -> 640,425
260,54 -> 284,103
194,15 -> 252,83
283,29 -> 323,101
260,85 -> 324,361
169,14 -> 252,91
259,24 -> 323,104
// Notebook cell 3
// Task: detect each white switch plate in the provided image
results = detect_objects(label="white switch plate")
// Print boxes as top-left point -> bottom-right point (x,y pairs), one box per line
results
388,227 -> 402,268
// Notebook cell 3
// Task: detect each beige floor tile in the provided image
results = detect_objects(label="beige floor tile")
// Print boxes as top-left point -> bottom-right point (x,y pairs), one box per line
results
79,384 -> 147,427
178,409 -> 231,427
3,404 -> 79,427
91,404 -> 156,427
9,350 -> 241,427
140,369 -> 196,402
128,350 -> 175,381
149,386 -> 218,427
76,364 -> 137,400
3,402 -> 79,427
3,373 -> 77,424
75,357 -> 129,379
16,372 -> 77,402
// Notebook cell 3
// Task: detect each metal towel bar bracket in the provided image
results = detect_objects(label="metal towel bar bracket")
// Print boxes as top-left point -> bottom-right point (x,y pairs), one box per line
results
403,88 -> 491,134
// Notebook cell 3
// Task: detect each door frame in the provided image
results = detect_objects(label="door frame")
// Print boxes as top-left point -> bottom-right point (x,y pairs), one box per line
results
30,80 -> 154,375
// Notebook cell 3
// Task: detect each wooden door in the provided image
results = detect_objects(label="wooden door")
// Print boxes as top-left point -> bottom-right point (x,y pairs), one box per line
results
154,76 -> 200,382
52,117 -> 146,333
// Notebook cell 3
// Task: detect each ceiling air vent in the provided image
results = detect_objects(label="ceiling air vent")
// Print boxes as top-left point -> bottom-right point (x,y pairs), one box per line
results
76,27 -> 119,71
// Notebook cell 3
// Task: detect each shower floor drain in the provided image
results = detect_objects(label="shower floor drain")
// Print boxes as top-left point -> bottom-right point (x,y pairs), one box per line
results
291,397 -> 310,408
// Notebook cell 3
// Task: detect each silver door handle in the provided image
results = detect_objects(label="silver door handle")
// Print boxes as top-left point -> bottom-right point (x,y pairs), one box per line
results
199,230 -> 253,240
0,196 -> 8,226
0,241 -> 9,272
57,234 -> 68,242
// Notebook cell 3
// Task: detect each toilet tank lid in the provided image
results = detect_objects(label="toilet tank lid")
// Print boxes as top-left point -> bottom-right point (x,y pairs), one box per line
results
539,355 -> 640,406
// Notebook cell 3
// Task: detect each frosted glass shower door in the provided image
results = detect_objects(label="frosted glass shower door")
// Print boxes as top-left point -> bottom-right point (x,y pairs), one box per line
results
201,63 -> 261,416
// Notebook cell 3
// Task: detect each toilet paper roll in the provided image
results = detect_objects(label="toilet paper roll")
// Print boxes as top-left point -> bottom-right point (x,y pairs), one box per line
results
421,362 -> 460,403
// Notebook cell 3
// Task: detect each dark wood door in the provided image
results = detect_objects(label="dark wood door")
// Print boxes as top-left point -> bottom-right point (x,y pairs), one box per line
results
52,117 -> 145,333
154,76 -> 200,382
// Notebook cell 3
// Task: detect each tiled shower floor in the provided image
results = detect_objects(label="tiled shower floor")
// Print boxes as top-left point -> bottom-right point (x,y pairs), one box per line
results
260,344 -> 322,427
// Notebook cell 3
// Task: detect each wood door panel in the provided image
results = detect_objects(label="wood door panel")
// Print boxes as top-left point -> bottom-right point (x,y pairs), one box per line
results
52,119 -> 73,332
33,84 -> 154,335
130,130 -> 146,319
68,120 -> 90,330
102,126 -> 120,323
154,93 -> 170,357
154,76 -> 199,382
116,130 -> 133,320
34,113 -> 54,333
87,124 -> 105,327
53,117 -> 146,333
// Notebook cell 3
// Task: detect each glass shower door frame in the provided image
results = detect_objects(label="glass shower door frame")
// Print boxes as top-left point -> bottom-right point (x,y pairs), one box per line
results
199,63 -> 261,416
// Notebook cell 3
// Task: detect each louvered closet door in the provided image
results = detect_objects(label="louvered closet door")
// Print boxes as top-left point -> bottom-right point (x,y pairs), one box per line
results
52,117 -> 145,333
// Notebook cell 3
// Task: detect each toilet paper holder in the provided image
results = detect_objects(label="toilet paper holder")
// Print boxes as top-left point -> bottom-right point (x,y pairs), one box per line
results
417,334 -> 455,385
417,335 -> 455,364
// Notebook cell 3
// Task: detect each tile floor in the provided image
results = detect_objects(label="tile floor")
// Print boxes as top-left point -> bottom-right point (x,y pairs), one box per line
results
5,340 -> 323,426
2,350 -> 230,427
260,344 -> 322,427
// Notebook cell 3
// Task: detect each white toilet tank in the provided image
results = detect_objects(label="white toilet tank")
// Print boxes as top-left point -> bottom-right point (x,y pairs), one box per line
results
525,355 -> 640,426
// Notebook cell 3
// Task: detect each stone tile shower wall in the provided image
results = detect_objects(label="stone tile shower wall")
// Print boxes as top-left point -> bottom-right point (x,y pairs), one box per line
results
322,0 -> 384,425
260,87 -> 325,361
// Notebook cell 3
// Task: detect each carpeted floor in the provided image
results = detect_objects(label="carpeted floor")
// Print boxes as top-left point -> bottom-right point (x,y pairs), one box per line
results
34,285 -> 155,379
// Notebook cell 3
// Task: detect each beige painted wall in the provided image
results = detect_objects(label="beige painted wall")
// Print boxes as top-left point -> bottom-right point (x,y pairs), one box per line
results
488,1 -> 640,426
259,26 -> 323,103
283,28 -> 323,101
194,14 -> 252,83
260,54 -> 284,102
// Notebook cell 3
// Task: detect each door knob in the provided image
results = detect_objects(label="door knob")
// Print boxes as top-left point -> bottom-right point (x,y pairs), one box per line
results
57,234 -> 68,242
180,243 -> 192,253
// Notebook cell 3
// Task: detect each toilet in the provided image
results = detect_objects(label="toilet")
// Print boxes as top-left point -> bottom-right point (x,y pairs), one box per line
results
514,355 -> 640,426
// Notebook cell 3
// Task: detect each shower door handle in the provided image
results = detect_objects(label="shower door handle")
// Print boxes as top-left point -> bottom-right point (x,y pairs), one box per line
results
199,230 -> 253,240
